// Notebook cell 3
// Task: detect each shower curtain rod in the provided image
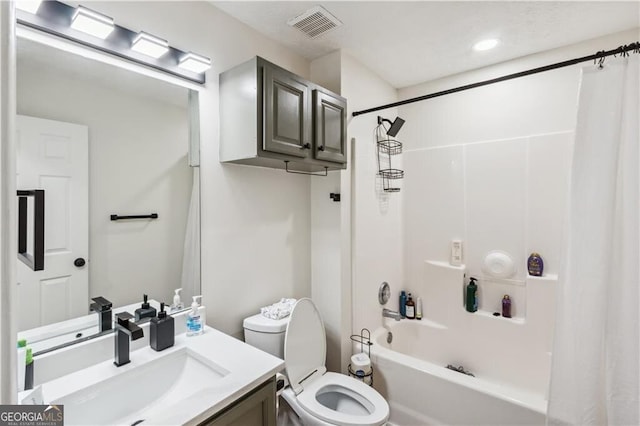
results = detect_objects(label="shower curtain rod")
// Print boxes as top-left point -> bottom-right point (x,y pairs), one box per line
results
352,41 -> 640,117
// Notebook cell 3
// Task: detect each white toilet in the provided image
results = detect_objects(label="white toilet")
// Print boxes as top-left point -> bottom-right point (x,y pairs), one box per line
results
243,298 -> 389,426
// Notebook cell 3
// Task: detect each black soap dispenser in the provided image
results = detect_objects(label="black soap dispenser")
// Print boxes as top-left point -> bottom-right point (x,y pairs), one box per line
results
135,294 -> 157,322
150,302 -> 174,352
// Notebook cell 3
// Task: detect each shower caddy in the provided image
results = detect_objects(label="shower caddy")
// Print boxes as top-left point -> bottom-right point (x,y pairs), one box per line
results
375,118 -> 404,192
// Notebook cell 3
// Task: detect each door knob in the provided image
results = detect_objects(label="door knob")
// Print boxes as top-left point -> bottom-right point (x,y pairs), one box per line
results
74,258 -> 86,267
301,143 -> 311,149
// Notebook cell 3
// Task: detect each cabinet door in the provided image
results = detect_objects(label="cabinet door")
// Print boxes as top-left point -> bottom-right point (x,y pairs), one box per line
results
263,65 -> 311,158
203,377 -> 276,426
314,90 -> 347,164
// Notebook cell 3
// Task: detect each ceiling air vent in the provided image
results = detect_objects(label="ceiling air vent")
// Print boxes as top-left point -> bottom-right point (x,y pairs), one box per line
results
287,6 -> 342,39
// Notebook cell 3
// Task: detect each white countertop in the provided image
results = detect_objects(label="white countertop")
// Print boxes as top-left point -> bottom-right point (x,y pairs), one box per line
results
28,325 -> 284,425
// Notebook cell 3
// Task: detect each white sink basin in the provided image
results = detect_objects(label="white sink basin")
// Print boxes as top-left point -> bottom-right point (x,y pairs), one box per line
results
53,348 -> 229,425
27,326 -> 284,425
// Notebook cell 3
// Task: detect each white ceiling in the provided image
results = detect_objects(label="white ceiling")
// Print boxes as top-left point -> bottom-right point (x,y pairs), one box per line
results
211,1 -> 640,88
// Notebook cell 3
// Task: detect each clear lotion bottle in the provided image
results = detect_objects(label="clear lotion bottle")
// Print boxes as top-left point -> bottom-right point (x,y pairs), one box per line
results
187,295 -> 203,336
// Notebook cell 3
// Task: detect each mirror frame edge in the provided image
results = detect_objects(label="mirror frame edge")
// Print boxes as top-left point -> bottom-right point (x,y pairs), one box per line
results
2,0 -> 18,405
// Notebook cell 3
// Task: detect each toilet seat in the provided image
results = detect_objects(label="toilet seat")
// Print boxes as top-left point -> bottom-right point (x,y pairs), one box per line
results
283,299 -> 389,426
297,372 -> 389,426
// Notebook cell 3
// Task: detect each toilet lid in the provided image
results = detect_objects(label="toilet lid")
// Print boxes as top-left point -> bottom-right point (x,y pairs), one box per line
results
297,372 -> 390,426
284,298 -> 327,394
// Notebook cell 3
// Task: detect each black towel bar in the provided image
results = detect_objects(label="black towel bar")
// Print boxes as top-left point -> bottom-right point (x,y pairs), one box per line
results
110,213 -> 158,221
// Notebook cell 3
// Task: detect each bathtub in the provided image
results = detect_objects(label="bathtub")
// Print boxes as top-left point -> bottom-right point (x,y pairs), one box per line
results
370,319 -> 548,425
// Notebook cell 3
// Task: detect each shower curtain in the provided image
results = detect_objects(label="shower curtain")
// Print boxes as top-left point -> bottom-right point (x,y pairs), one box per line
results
547,56 -> 639,425
180,167 -> 200,303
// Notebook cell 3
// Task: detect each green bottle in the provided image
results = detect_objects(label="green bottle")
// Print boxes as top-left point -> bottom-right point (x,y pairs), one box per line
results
466,277 -> 478,312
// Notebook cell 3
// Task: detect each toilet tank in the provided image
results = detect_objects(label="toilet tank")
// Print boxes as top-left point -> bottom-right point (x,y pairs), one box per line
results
243,313 -> 289,359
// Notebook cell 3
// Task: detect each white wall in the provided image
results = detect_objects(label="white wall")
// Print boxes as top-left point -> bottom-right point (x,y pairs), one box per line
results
341,52 -> 404,336
17,61 -> 191,309
400,28 -> 636,291
74,1 -> 313,338
310,51 -> 346,373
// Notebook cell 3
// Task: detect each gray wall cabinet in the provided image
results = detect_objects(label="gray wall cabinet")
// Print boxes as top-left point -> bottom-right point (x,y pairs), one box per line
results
220,56 -> 347,172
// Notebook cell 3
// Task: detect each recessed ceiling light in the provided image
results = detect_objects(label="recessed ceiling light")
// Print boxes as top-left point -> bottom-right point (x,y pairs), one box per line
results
473,39 -> 499,52
70,6 -> 115,40
132,31 -> 169,59
15,0 -> 43,14
178,52 -> 211,74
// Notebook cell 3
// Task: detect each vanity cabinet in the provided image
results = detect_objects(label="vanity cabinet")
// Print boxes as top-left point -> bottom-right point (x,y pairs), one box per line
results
201,377 -> 276,426
220,56 -> 347,172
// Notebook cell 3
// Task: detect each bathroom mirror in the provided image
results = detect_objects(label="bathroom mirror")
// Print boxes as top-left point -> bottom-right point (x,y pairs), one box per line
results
15,35 -> 201,354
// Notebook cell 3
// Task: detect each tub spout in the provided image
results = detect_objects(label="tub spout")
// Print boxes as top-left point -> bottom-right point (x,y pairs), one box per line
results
382,308 -> 401,321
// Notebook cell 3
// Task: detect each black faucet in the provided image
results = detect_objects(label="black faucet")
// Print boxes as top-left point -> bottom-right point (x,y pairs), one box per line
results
114,312 -> 144,367
90,296 -> 113,333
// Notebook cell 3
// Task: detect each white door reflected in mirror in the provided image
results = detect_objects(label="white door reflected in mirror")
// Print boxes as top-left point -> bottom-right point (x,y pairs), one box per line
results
16,116 -> 89,331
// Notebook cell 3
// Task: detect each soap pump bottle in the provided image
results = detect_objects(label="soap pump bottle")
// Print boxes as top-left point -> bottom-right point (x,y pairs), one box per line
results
135,294 -> 157,322
171,288 -> 183,311
405,293 -> 416,319
187,295 -> 203,336
399,291 -> 407,318
151,302 -> 175,351
465,277 -> 478,313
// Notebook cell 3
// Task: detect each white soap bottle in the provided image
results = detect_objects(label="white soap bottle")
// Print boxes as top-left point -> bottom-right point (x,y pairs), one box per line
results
186,295 -> 203,336
171,288 -> 183,311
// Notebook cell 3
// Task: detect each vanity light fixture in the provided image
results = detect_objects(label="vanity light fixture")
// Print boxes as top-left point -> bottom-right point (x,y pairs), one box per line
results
473,38 -> 499,52
178,52 -> 211,74
15,0 -> 43,14
16,0 -> 208,83
70,6 -> 115,40
131,31 -> 169,58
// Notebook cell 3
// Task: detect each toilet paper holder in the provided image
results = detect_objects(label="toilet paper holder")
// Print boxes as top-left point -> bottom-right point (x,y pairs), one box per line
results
348,328 -> 373,386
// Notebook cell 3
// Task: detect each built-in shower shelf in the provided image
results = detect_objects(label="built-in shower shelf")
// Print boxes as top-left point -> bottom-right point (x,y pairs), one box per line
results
426,260 -> 466,271
473,309 -> 525,325
476,275 -> 526,287
527,273 -> 558,281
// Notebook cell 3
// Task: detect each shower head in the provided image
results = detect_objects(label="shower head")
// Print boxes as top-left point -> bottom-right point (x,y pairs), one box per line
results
378,116 -> 406,137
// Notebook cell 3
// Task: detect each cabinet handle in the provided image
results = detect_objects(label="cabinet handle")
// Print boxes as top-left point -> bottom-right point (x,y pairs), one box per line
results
318,145 -> 325,151
301,143 -> 311,150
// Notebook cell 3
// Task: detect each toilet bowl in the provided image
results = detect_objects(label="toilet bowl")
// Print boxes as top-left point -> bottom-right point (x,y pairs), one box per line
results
281,298 -> 389,426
